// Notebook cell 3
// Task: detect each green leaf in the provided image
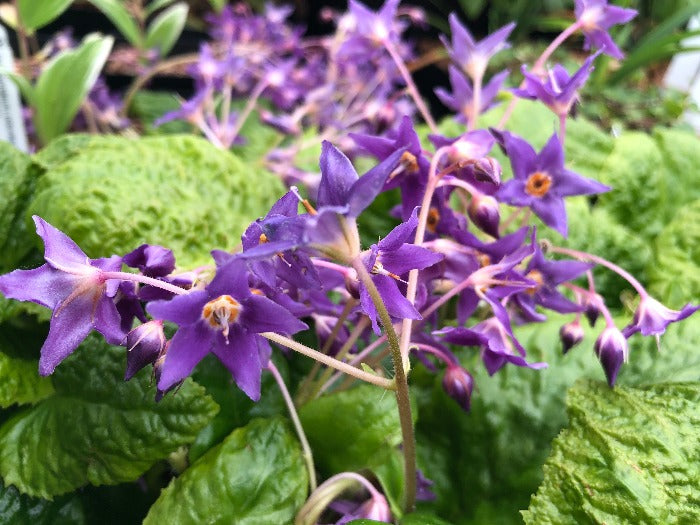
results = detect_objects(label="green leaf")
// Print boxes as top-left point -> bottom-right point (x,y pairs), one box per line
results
401,512 -> 455,525
0,339 -> 54,408
33,34 -> 113,144
0,335 -> 218,498
523,381 -> 700,524
1,70 -> 36,106
25,134 -> 285,269
87,0 -> 143,48
144,418 -> 308,525
144,3 -> 188,57
128,90 -> 191,134
145,0 -> 177,16
299,384 -> 403,476
17,0 -> 73,32
0,479 -> 86,525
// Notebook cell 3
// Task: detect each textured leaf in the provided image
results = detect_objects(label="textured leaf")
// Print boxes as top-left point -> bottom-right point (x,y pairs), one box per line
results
523,381 -> 700,524
0,335 -> 218,498
88,0 -> 143,47
33,34 -> 113,144
17,0 -> 72,31
299,384 -> 403,476
0,342 -> 54,408
648,199 -> 700,308
144,418 -> 308,525
25,134 -> 285,269
144,3 -> 188,56
0,480 -> 85,525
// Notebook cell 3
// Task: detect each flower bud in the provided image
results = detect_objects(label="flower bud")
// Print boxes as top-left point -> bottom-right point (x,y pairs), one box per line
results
472,156 -> 501,185
594,327 -> 628,387
442,364 -> 474,412
583,295 -> 602,327
560,320 -> 584,354
124,320 -> 166,381
355,494 -> 391,523
468,193 -> 501,238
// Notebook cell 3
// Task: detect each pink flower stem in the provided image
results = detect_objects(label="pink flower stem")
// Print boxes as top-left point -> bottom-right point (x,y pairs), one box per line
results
468,72 -> 483,131
101,271 -> 190,296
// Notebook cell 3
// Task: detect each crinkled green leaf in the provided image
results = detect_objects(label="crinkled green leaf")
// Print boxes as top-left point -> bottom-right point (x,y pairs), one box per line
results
0,480 -> 85,525
17,0 -> 72,31
144,417 -> 308,525
0,335 -> 218,498
144,3 -> 188,56
33,34 -> 113,144
88,0 -> 143,47
648,199 -> 700,308
0,341 -> 53,408
299,384 -> 404,476
523,381 -> 700,524
25,134 -> 285,269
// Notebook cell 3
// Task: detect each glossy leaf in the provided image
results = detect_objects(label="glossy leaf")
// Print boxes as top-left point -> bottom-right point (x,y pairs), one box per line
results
0,480 -> 85,525
87,0 -> 143,48
144,418 -> 308,525
0,335 -> 218,498
144,3 -> 188,56
145,0 -> 177,16
33,34 -> 113,144
0,346 -> 53,408
523,381 -> 700,524
17,0 -> 72,32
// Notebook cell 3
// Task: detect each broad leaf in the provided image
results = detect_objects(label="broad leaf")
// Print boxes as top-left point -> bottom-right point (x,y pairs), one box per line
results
17,0 -> 72,31
144,418 -> 308,525
145,0 -> 178,16
523,381 -> 700,524
33,34 -> 113,144
0,343 -> 53,408
144,3 -> 188,56
0,480 -> 85,525
88,0 -> 142,47
0,336 -> 218,498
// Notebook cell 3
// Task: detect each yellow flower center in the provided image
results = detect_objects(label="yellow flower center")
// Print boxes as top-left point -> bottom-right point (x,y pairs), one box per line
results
525,171 -> 552,197
427,207 -> 440,233
202,295 -> 241,339
526,269 -> 544,294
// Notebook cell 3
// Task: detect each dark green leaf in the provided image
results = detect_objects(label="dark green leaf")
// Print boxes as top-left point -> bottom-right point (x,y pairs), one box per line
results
87,0 -> 143,48
17,0 -> 73,31
0,335 -> 218,498
144,3 -> 188,56
401,511 -> 455,525
33,34 -> 113,144
0,339 -> 53,408
523,381 -> 700,524
128,90 -> 190,134
143,418 -> 308,525
0,479 -> 85,525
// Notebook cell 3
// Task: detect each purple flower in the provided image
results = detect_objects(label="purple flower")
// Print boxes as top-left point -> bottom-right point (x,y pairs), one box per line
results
560,319 -> 585,353
435,66 -> 508,123
594,326 -> 627,386
0,216 -> 125,375
124,320 -> 166,380
147,259 -> 307,400
622,297 -> 698,339
574,0 -> 637,59
442,363 -> 474,412
513,54 -> 598,117
493,130 -> 610,236
442,14 -> 515,80
346,0 -> 403,46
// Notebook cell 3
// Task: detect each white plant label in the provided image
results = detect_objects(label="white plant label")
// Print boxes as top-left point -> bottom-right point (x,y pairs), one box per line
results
0,24 -> 28,151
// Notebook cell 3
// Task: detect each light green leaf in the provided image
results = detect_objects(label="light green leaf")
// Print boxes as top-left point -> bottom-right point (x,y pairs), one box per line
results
17,0 -> 73,32
300,384 -> 403,476
33,34 -> 113,144
1,69 -> 35,106
0,335 -> 218,498
145,0 -> 177,16
87,0 -> 143,48
523,381 -> 700,524
144,3 -> 188,57
144,418 -> 308,525
25,134 -> 285,270
0,480 -> 85,525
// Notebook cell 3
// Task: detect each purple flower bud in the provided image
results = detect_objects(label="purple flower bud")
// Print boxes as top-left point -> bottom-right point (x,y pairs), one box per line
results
442,364 -> 474,412
560,320 -> 584,354
468,193 -> 500,238
594,326 -> 628,387
124,320 -> 167,381
472,156 -> 501,185
584,295 -> 601,327
354,494 -> 391,523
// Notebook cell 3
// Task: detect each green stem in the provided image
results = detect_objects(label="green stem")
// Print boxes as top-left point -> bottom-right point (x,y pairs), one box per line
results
267,361 -> 317,491
351,258 -> 417,512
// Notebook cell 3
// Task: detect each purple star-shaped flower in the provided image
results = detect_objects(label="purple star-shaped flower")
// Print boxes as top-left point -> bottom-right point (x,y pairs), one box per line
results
513,54 -> 598,118
347,0 -> 403,46
441,14 -> 515,80
147,259 -> 307,400
493,130 -> 610,236
0,216 -> 125,375
435,66 -> 508,124
574,0 -> 638,59
622,296 -> 698,339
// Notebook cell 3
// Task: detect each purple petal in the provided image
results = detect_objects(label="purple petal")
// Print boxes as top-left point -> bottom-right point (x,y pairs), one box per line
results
378,208 -> 419,251
39,294 -> 94,375
348,146 -> 406,217
380,245 -> 443,275
33,216 -> 89,271
240,294 -> 307,335
157,322 -> 212,391
0,265 -> 76,309
318,141 -> 358,208
94,294 -> 127,345
373,275 -> 421,321
537,133 -> 565,173
531,195 -> 568,236
147,290 -> 210,326
211,328 -> 264,401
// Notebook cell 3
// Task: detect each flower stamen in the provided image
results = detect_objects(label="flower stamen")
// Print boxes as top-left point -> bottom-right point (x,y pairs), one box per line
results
525,171 -> 552,197
202,295 -> 242,341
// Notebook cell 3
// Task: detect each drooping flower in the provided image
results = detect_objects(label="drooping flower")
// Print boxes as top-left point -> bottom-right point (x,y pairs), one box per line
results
622,296 -> 698,340
0,216 -> 125,375
574,0 -> 638,59
147,259 -> 307,400
435,66 -> 508,124
124,320 -> 167,380
493,130 -> 610,236
441,14 -> 515,80
594,325 -> 627,386
560,319 -> 585,353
